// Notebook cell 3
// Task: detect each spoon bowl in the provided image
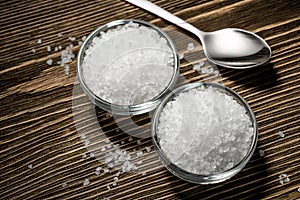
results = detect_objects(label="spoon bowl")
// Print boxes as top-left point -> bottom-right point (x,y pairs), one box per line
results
202,28 -> 271,68
125,0 -> 271,69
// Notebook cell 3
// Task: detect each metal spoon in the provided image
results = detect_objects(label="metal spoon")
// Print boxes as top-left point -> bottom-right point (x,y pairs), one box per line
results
125,0 -> 271,69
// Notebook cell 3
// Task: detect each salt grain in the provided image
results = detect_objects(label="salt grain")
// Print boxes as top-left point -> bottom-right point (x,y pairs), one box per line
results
46,59 -> 53,66
105,138 -> 110,144
37,39 -> 42,44
278,131 -> 285,138
96,167 -> 102,171
28,164 -> 32,169
193,61 -> 204,71
187,42 -> 195,51
104,168 -> 109,173
82,153 -> 87,158
136,151 -> 143,156
95,171 -> 100,175
90,152 -> 95,158
78,41 -> 83,46
121,141 -> 125,144
107,185 -> 111,190
62,182 -> 67,187
279,174 -> 287,179
47,46 -> 51,52
259,149 -> 265,157
145,146 -> 151,153
57,33 -> 63,37
279,179 -> 284,184
128,137 -> 133,142
157,86 -> 254,175
82,36 -> 87,41
179,53 -> 184,60
84,139 -> 90,145
83,178 -> 90,186
69,37 -> 76,42
297,187 -> 300,192
54,47 -> 58,51
137,140 -> 142,145
31,49 -> 36,53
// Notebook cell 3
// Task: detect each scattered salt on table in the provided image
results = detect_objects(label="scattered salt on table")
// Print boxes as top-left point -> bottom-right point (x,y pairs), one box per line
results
46,59 -> 53,66
259,149 -> 265,157
83,178 -> 90,186
278,131 -> 285,138
187,42 -> 195,50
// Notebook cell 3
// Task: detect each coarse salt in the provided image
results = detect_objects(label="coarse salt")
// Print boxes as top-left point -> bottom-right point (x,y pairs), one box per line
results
157,86 -> 254,175
82,22 -> 174,105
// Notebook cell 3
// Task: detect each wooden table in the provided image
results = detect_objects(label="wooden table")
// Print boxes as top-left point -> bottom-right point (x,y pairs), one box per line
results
1,0 -> 299,199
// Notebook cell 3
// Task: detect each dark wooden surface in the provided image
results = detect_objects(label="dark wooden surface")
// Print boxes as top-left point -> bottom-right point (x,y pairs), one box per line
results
1,0 -> 300,199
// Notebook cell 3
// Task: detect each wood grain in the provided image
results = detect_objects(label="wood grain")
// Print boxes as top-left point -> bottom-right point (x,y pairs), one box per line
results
0,0 -> 300,199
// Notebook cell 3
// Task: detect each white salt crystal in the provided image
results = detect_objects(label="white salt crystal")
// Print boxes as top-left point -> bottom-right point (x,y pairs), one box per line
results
82,153 -> 87,158
62,182 -> 67,187
84,139 -> 90,145
101,147 -> 106,151
95,171 -> 100,175
201,67 -> 209,74
104,168 -> 109,173
187,42 -> 194,51
179,53 -> 184,60
108,163 -> 114,168
82,36 -> 87,41
279,179 -> 284,184
103,197 -> 110,200
78,41 -> 83,46
116,171 -> 120,177
107,185 -> 111,190
46,59 -> 53,65
137,160 -> 142,165
54,47 -> 58,51
121,141 -> 125,144
298,187 -> 300,192
136,151 -> 143,156
57,33 -> 63,37
69,37 -> 76,42
283,177 -> 290,183
107,143 -> 112,149
96,167 -> 102,171
90,153 -> 95,158
28,164 -> 32,169
83,178 -> 90,186
137,140 -> 142,145
145,146 -> 151,153
31,49 -> 36,53
37,39 -> 42,44
142,172 -> 147,176
279,174 -> 287,179
64,65 -> 70,76
259,149 -> 265,157
278,131 -> 285,138
128,137 -> 133,142
47,46 -> 51,52
58,45 -> 62,50
105,138 -> 110,144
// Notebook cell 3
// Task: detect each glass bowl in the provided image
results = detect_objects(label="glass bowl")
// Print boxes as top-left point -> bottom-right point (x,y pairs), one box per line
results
151,82 -> 258,184
77,19 -> 179,115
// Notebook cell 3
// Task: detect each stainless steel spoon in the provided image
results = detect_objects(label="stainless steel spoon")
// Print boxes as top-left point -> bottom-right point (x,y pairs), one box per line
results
125,0 -> 272,69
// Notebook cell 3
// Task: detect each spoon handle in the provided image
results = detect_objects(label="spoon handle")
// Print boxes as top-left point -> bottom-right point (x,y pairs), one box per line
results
124,0 -> 204,37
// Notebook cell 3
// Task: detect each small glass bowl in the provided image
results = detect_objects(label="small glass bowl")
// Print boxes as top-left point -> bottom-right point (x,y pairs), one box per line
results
77,19 -> 179,115
151,82 -> 258,184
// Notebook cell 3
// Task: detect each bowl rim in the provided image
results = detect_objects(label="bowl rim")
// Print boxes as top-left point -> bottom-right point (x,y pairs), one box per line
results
76,19 -> 179,115
151,82 -> 258,184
